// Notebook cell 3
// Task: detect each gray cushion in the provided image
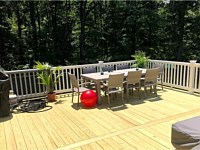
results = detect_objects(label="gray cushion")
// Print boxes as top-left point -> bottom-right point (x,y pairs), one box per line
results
102,66 -> 114,72
82,67 -> 96,74
171,116 -> 200,149
117,65 -> 129,70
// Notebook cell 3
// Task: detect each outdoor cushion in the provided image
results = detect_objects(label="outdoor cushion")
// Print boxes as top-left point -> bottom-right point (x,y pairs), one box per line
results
171,116 -> 200,149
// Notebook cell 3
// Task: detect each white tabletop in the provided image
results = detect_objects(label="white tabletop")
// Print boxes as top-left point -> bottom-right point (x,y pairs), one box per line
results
81,68 -> 146,81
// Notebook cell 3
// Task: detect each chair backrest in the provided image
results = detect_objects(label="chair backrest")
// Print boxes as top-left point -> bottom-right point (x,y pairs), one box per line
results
102,66 -> 115,72
145,68 -> 159,82
116,64 -> 129,70
127,70 -> 142,85
82,67 -> 96,74
108,73 -> 124,88
154,64 -> 164,74
68,73 -> 79,88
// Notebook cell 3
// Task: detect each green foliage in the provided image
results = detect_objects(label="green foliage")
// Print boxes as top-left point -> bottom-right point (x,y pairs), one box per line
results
0,66 -> 5,71
131,51 -> 149,68
34,61 -> 61,94
0,1 -> 200,70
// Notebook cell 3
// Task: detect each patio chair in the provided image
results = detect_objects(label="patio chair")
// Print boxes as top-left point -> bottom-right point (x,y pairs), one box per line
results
116,64 -> 129,70
102,73 -> 124,107
68,73 -> 90,106
154,63 -> 164,90
102,66 -> 115,72
141,68 -> 159,97
101,65 -> 115,89
82,67 -> 96,88
124,70 -> 142,101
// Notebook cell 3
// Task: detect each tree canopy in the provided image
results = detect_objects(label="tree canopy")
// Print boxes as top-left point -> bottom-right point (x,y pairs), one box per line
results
0,0 -> 200,70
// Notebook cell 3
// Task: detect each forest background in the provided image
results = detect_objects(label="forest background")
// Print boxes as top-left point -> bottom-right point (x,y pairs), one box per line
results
0,0 -> 200,70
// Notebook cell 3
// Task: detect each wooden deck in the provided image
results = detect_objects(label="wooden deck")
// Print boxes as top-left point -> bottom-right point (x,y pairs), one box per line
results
1,87 -> 200,150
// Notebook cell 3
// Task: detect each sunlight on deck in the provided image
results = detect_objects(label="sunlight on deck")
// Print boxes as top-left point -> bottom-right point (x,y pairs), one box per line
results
1,87 -> 200,150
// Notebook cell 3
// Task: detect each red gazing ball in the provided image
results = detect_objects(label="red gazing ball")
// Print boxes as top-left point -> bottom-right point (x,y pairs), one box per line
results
80,90 -> 97,107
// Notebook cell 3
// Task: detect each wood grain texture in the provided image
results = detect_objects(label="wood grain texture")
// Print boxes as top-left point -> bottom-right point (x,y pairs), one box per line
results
1,87 -> 200,150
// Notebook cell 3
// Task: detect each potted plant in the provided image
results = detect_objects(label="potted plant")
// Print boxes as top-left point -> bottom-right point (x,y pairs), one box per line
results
34,61 -> 61,102
131,51 -> 149,69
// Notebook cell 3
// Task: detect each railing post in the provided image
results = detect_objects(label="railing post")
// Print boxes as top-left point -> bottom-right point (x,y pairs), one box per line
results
188,60 -> 197,94
98,61 -> 104,73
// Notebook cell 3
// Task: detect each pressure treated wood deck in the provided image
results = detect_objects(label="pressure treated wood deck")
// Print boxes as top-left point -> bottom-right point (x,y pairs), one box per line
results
1,87 -> 200,150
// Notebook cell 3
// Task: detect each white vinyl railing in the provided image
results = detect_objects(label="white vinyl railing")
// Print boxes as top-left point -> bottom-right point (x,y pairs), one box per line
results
4,60 -> 200,100
5,69 -> 46,99
5,60 -> 135,100
149,60 -> 200,93
149,60 -> 190,90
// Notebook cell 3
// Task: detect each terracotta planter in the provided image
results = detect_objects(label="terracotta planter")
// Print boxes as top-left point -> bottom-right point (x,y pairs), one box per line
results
48,92 -> 56,102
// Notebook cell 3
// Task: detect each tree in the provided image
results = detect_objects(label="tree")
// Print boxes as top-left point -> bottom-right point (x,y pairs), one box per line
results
0,1 -> 200,70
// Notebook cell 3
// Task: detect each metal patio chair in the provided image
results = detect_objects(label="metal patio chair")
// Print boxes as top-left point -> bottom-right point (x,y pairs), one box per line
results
141,68 -> 159,97
82,67 -> 97,88
124,70 -> 142,101
102,73 -> 124,107
68,73 -> 91,106
154,63 -> 164,90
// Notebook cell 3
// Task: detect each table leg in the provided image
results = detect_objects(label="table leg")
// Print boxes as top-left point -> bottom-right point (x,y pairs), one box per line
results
95,80 -> 101,105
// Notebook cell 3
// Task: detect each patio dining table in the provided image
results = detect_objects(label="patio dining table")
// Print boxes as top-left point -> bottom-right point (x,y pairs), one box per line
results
81,68 -> 146,104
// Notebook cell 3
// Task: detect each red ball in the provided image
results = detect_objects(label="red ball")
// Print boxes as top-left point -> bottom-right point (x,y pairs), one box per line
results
80,90 -> 97,107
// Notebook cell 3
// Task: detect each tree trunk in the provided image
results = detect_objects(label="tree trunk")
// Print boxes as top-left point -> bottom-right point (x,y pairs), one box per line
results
79,1 -> 96,62
16,2 -> 23,64
53,2 -> 57,56
29,1 -> 38,62
36,3 -> 41,39
79,1 -> 85,61
45,1 -> 50,57
130,1 -> 137,55
177,2 -> 187,61
65,0 -> 73,62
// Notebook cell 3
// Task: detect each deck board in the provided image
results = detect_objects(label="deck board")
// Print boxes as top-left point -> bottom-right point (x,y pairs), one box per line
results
1,87 -> 200,150
37,111 -> 67,148
31,113 -> 58,149
4,120 -> 18,150
0,119 -> 7,150
10,114 -> 27,150
87,142 -> 103,150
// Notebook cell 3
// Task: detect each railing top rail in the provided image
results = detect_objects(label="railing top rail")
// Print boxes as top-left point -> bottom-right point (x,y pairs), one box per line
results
5,60 -> 198,74
150,60 -> 190,65
195,63 -> 200,67
59,60 -> 135,69
60,63 -> 99,69
5,69 -> 38,74
4,60 -> 135,74
103,60 -> 134,65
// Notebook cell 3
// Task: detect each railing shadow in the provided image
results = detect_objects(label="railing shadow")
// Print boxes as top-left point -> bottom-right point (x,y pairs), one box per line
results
166,86 -> 200,97
12,106 -> 52,114
69,91 -> 164,111
71,102 -> 129,111
99,94 -> 163,111
54,99 -> 65,105
109,105 -> 128,111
